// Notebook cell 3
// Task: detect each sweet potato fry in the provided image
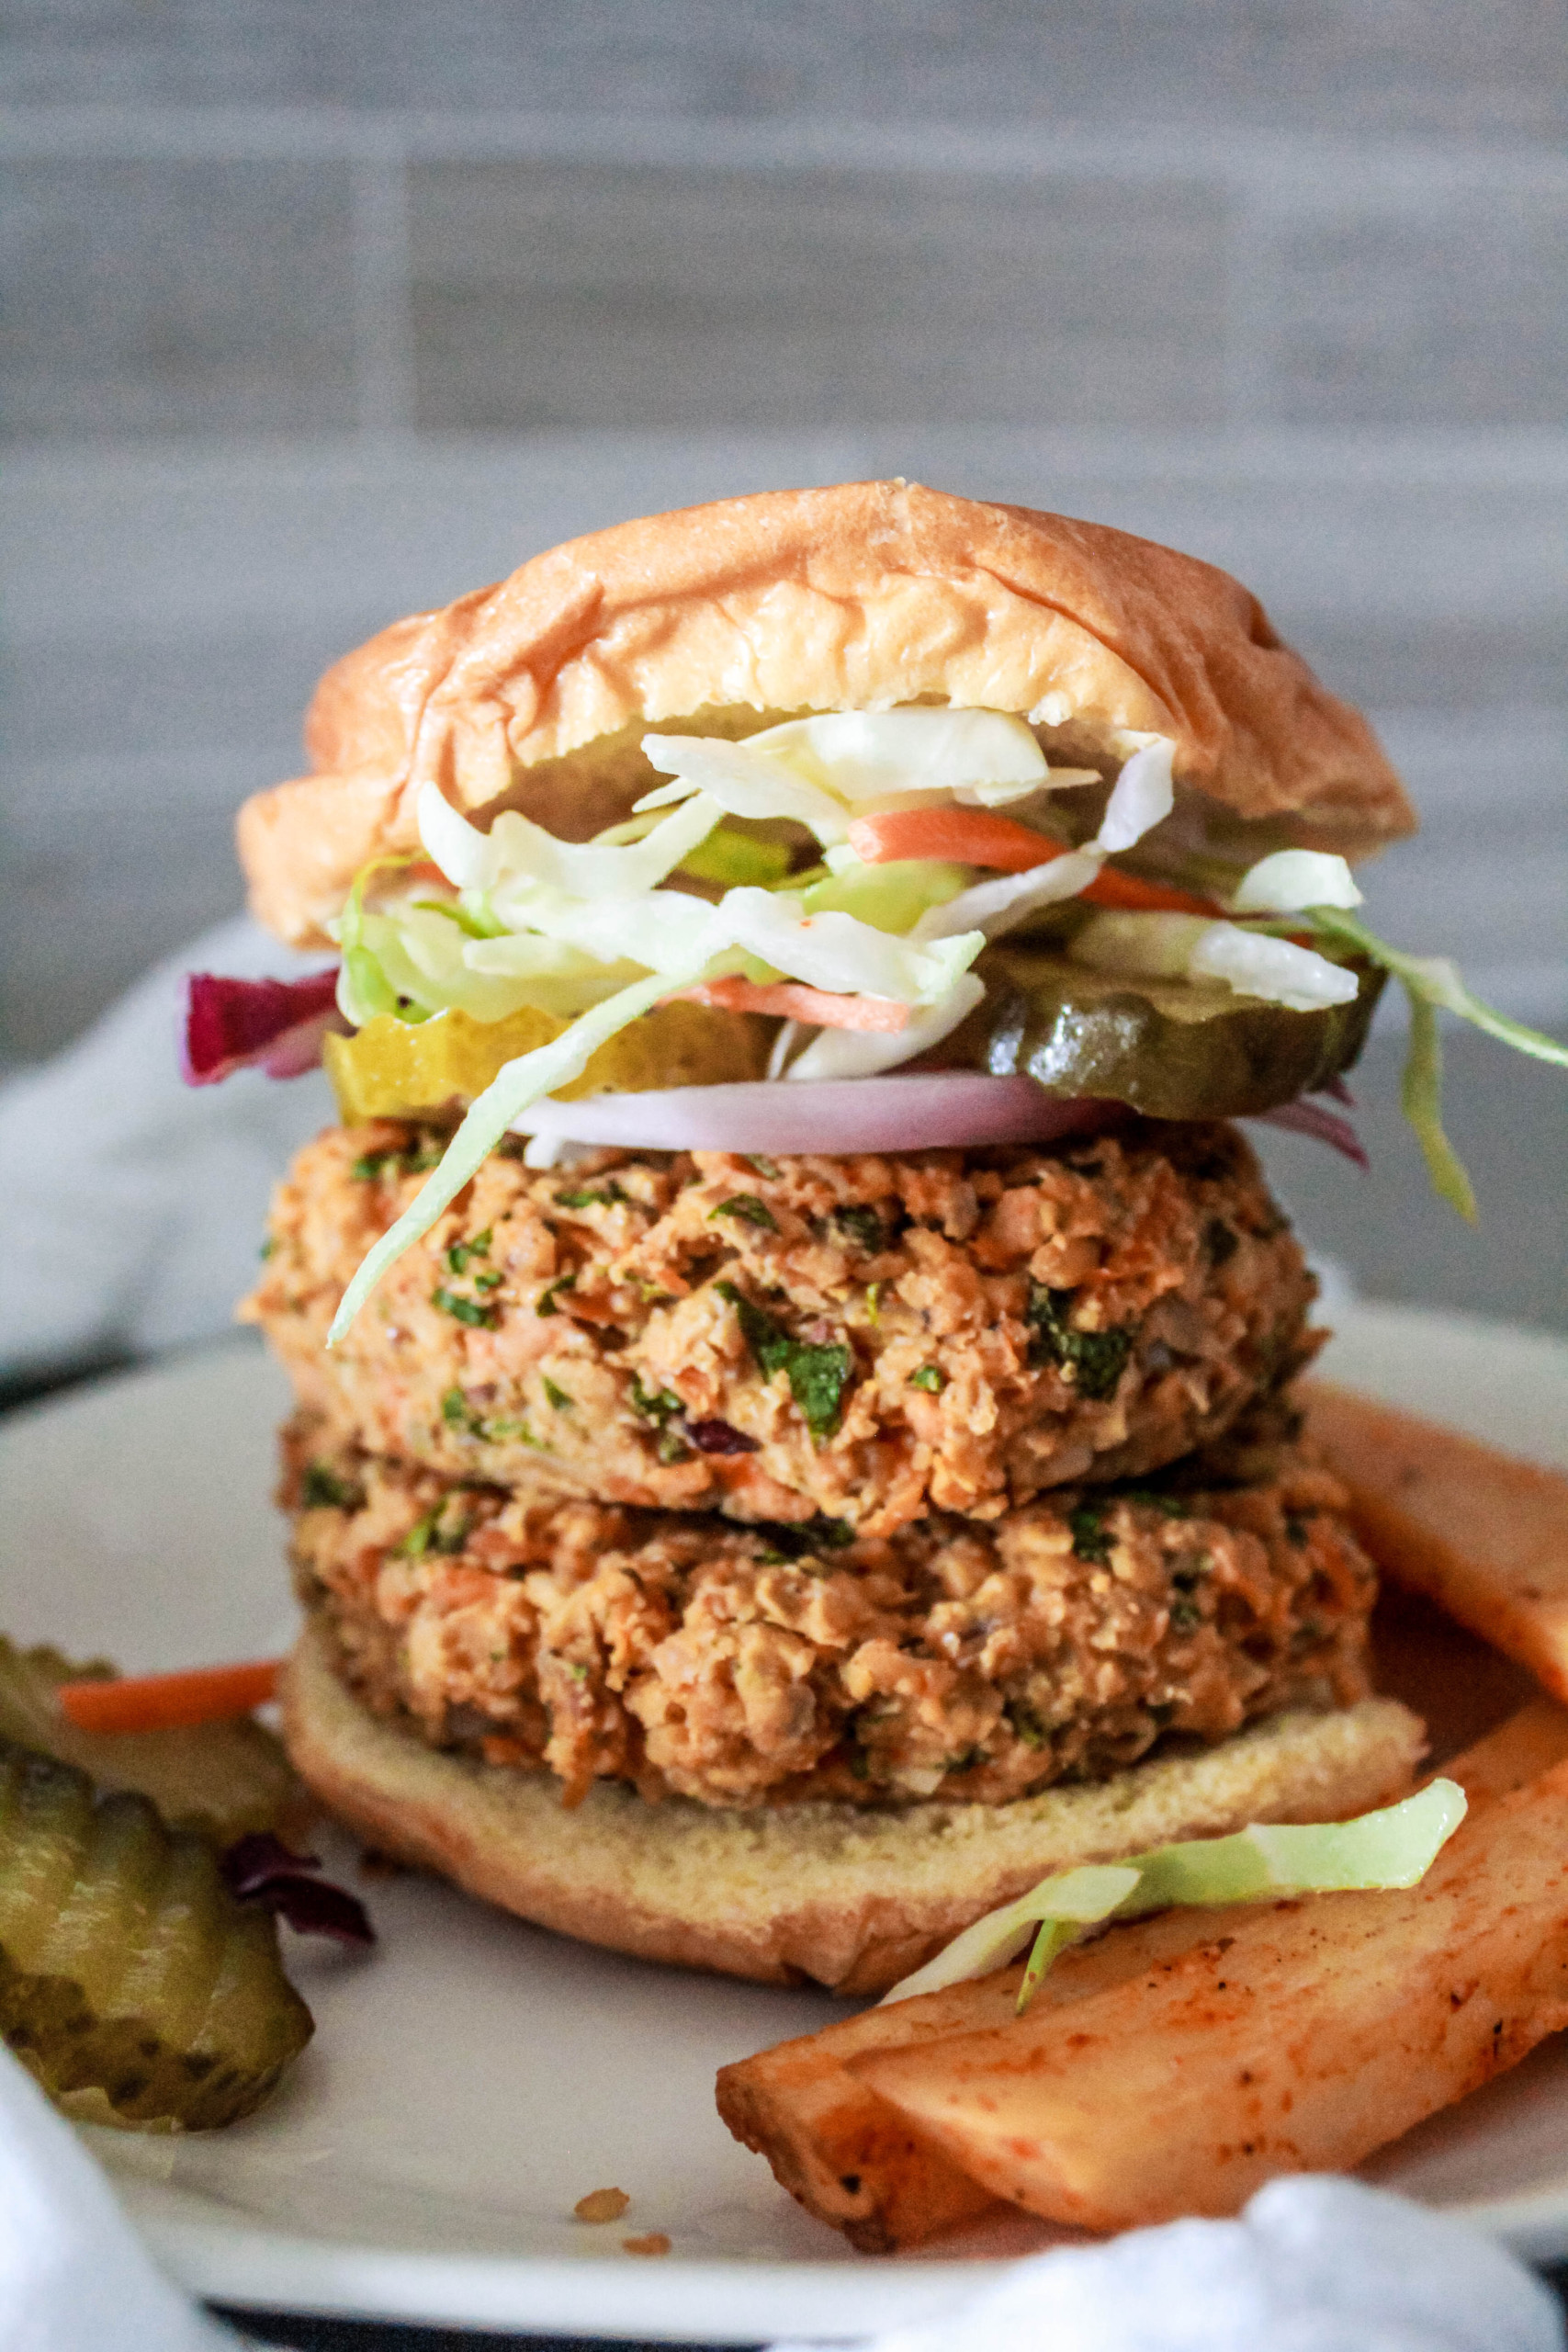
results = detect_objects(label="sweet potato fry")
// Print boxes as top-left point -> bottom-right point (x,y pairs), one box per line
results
1304,1382 -> 1568,1705
849,1758 -> 1568,2233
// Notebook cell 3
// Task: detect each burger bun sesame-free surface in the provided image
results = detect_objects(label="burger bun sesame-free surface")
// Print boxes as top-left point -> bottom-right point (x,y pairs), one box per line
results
238,481 -> 1414,947
282,1615 -> 1422,1995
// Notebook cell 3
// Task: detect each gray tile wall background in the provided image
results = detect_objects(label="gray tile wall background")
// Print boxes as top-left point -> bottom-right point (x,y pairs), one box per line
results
2,2 -> 1564,1327
6,112 -> 1568,442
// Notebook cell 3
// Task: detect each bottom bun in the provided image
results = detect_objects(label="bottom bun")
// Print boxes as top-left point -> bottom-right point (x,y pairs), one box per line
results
282,1617 -> 1424,1994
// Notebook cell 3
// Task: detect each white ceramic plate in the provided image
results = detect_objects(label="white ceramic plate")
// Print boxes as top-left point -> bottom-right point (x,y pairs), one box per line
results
3,1306 -> 1568,2339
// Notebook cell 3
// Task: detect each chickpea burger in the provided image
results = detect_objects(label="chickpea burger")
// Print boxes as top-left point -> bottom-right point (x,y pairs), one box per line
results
194,481 -> 1566,1991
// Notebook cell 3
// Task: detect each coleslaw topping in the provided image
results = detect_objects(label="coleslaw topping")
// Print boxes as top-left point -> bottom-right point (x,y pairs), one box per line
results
323,711 -> 1184,1337
286,707 -> 1563,1337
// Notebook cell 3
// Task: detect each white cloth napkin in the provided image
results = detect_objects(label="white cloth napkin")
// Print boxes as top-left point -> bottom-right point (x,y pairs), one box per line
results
773,2177 -> 1563,2352
0,914 -> 334,1384
0,2049 -> 238,2350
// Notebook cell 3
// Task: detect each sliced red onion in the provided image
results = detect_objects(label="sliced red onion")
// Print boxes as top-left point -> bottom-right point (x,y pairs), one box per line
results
1251,1096 -> 1369,1169
220,1831 -> 376,1947
513,1075 -> 1120,1156
220,1831 -> 322,1894
182,967 -> 345,1086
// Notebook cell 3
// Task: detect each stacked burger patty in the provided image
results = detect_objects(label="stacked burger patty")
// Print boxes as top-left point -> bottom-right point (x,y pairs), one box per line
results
250,1115 -> 1379,1814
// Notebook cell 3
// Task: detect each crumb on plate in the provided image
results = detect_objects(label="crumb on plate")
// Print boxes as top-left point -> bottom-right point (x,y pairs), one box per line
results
573,2187 -> 630,2223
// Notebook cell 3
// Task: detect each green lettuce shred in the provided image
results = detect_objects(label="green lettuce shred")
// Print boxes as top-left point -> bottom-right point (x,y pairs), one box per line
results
327,967 -> 683,1344
1311,909 -> 1568,1073
879,1777 -> 1467,2013
1249,905 -> 1567,1220
1402,994 -> 1477,1222
336,852 -> 431,1025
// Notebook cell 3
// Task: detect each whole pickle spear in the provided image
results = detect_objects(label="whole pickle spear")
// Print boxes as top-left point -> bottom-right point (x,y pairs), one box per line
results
0,1740 -> 312,2131
0,1638 -> 301,1847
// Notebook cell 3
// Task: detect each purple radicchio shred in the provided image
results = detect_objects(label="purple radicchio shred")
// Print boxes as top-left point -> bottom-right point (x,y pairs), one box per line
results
220,1832 -> 376,1947
684,1417 -> 761,1456
182,967 -> 346,1086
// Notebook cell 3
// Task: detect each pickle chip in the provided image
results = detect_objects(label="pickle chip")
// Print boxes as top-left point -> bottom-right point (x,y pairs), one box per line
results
324,1005 -> 564,1122
324,1001 -> 773,1121
953,947 -> 1383,1120
553,998 -> 773,1101
322,948 -> 1375,1126
0,1639 -> 302,1848
0,1742 -> 312,2131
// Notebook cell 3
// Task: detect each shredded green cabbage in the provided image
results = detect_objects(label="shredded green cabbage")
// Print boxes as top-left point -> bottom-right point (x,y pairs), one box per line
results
1402,994 -> 1478,1222
334,853 -> 428,1025
1302,908 -> 1566,1219
800,859 -> 972,935
1311,908 -> 1568,1070
879,1777 -> 1467,2012
881,1864 -> 1143,2007
637,710 -> 1058,841
319,710 -> 1566,1334
326,967 -> 688,1345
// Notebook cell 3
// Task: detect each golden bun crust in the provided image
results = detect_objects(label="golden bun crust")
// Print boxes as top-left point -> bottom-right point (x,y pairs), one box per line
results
282,1613 -> 1422,1995
240,481 -> 1415,944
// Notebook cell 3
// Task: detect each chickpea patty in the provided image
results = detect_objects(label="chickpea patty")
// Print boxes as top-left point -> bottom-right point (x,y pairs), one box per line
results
286,1417 -> 1375,1813
248,1121 -> 1318,1538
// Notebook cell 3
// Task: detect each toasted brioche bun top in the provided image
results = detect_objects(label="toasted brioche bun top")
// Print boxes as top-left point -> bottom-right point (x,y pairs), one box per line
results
239,480 -> 1415,946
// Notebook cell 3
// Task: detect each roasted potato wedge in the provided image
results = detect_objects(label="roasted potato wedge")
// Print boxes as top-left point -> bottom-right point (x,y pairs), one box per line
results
848,1756 -> 1568,2233
718,1697 -> 1568,2248
1304,1384 -> 1568,1706
716,1973 -> 1019,2252
717,1904 -> 1265,2250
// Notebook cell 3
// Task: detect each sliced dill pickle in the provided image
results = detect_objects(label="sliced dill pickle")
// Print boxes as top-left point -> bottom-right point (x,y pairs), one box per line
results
949,946 -> 1383,1120
553,998 -> 773,1101
0,1743 -> 311,2130
323,1005 -> 565,1122
324,1000 -> 773,1121
0,1639 -> 300,1847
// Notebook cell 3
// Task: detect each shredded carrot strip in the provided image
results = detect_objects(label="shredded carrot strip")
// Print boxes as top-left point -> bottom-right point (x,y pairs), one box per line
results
57,1659 -> 281,1735
672,978 -> 911,1032
1080,870 -> 1223,918
845,808 -> 1224,918
846,808 -> 1065,873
